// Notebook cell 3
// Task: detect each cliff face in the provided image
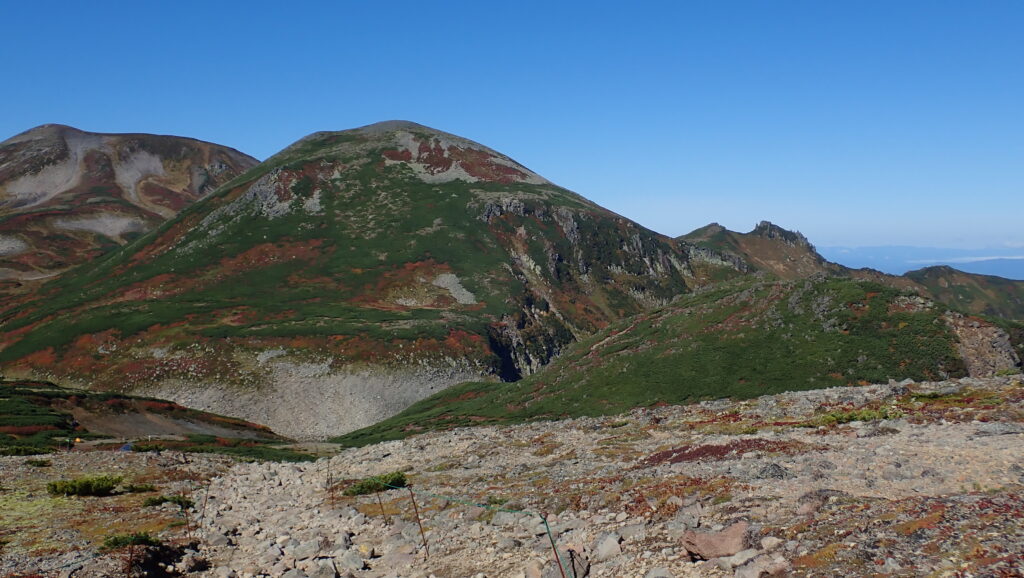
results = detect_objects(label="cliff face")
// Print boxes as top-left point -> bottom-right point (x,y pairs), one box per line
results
0,121 -> 742,438
0,124 -> 258,294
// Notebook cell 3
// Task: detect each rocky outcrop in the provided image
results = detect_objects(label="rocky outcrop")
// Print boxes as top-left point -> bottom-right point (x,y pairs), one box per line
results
944,312 -> 1021,376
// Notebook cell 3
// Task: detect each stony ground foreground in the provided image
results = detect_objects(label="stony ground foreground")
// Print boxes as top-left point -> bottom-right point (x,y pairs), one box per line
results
3,374 -> 1023,577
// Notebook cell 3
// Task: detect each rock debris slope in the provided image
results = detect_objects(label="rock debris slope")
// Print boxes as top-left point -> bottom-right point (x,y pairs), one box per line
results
188,375 -> 1023,577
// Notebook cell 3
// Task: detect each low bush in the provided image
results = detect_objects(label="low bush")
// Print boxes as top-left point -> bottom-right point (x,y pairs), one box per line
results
818,407 -> 903,425
47,474 -> 123,497
343,471 -> 407,496
123,483 -> 156,493
102,532 -> 161,550
0,445 -> 52,456
25,458 -> 51,467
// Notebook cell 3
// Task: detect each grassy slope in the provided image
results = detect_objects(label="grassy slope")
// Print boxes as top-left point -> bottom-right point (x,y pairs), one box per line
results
334,277 -> 973,446
683,223 -> 1024,324
906,266 -> 1024,321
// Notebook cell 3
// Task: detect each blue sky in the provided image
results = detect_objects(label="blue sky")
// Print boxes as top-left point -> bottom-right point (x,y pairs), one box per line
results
2,1 -> 1021,249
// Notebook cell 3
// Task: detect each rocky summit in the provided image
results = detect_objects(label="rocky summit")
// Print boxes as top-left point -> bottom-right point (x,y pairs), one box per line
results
2,374 -> 1022,576
0,124 -> 257,294
0,121 -> 740,439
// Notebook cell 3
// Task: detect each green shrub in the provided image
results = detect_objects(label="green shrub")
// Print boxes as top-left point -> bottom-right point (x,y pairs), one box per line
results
0,445 -> 52,456
343,471 -> 407,496
25,458 -> 51,467
143,494 -> 194,509
102,532 -> 161,550
123,483 -> 156,493
819,407 -> 903,425
47,474 -> 123,497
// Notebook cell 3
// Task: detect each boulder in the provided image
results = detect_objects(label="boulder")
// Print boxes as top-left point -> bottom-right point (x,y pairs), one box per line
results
680,521 -> 750,560
592,532 -> 622,562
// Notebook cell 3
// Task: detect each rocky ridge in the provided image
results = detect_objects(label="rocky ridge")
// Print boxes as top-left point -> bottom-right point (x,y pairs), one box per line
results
682,222 -> 1024,323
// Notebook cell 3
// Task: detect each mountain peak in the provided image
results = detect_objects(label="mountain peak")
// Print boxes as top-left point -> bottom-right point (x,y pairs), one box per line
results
750,220 -> 811,247
356,119 -> 436,133
2,123 -> 83,146
280,121 -> 551,186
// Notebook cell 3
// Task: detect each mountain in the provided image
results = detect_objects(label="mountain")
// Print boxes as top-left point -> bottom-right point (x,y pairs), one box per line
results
904,265 -> 1024,321
684,222 -> 1024,322
0,121 -> 741,439
0,124 -> 258,294
337,276 -> 1021,446
681,221 -> 843,280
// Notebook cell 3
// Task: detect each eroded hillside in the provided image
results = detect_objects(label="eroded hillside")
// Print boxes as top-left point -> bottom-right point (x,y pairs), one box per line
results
0,124 -> 257,294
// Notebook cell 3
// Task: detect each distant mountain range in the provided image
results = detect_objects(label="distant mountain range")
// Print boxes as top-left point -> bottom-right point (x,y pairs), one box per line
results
819,245 -> 1024,280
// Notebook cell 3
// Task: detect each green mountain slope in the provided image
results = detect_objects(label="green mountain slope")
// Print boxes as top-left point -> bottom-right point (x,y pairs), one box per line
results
683,222 -> 1024,323
335,276 -> 1020,446
0,121 -> 740,439
904,265 -> 1024,321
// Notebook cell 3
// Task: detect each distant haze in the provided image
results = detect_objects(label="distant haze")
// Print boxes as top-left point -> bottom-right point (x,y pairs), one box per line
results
819,246 -> 1024,280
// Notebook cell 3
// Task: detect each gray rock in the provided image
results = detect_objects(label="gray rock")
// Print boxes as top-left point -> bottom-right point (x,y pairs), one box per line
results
720,548 -> 759,569
401,523 -> 423,543
592,532 -> 622,561
975,422 -> 1024,436
619,523 -> 648,541
309,566 -> 338,578
492,511 -> 521,527
281,570 -> 309,578
337,549 -> 365,571
756,463 -> 792,479
497,536 -> 521,550
733,562 -> 764,578
290,540 -> 321,561
644,568 -> 674,578
672,502 -> 704,530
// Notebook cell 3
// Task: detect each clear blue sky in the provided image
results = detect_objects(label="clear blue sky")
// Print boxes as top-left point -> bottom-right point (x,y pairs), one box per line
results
3,1 -> 1021,249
